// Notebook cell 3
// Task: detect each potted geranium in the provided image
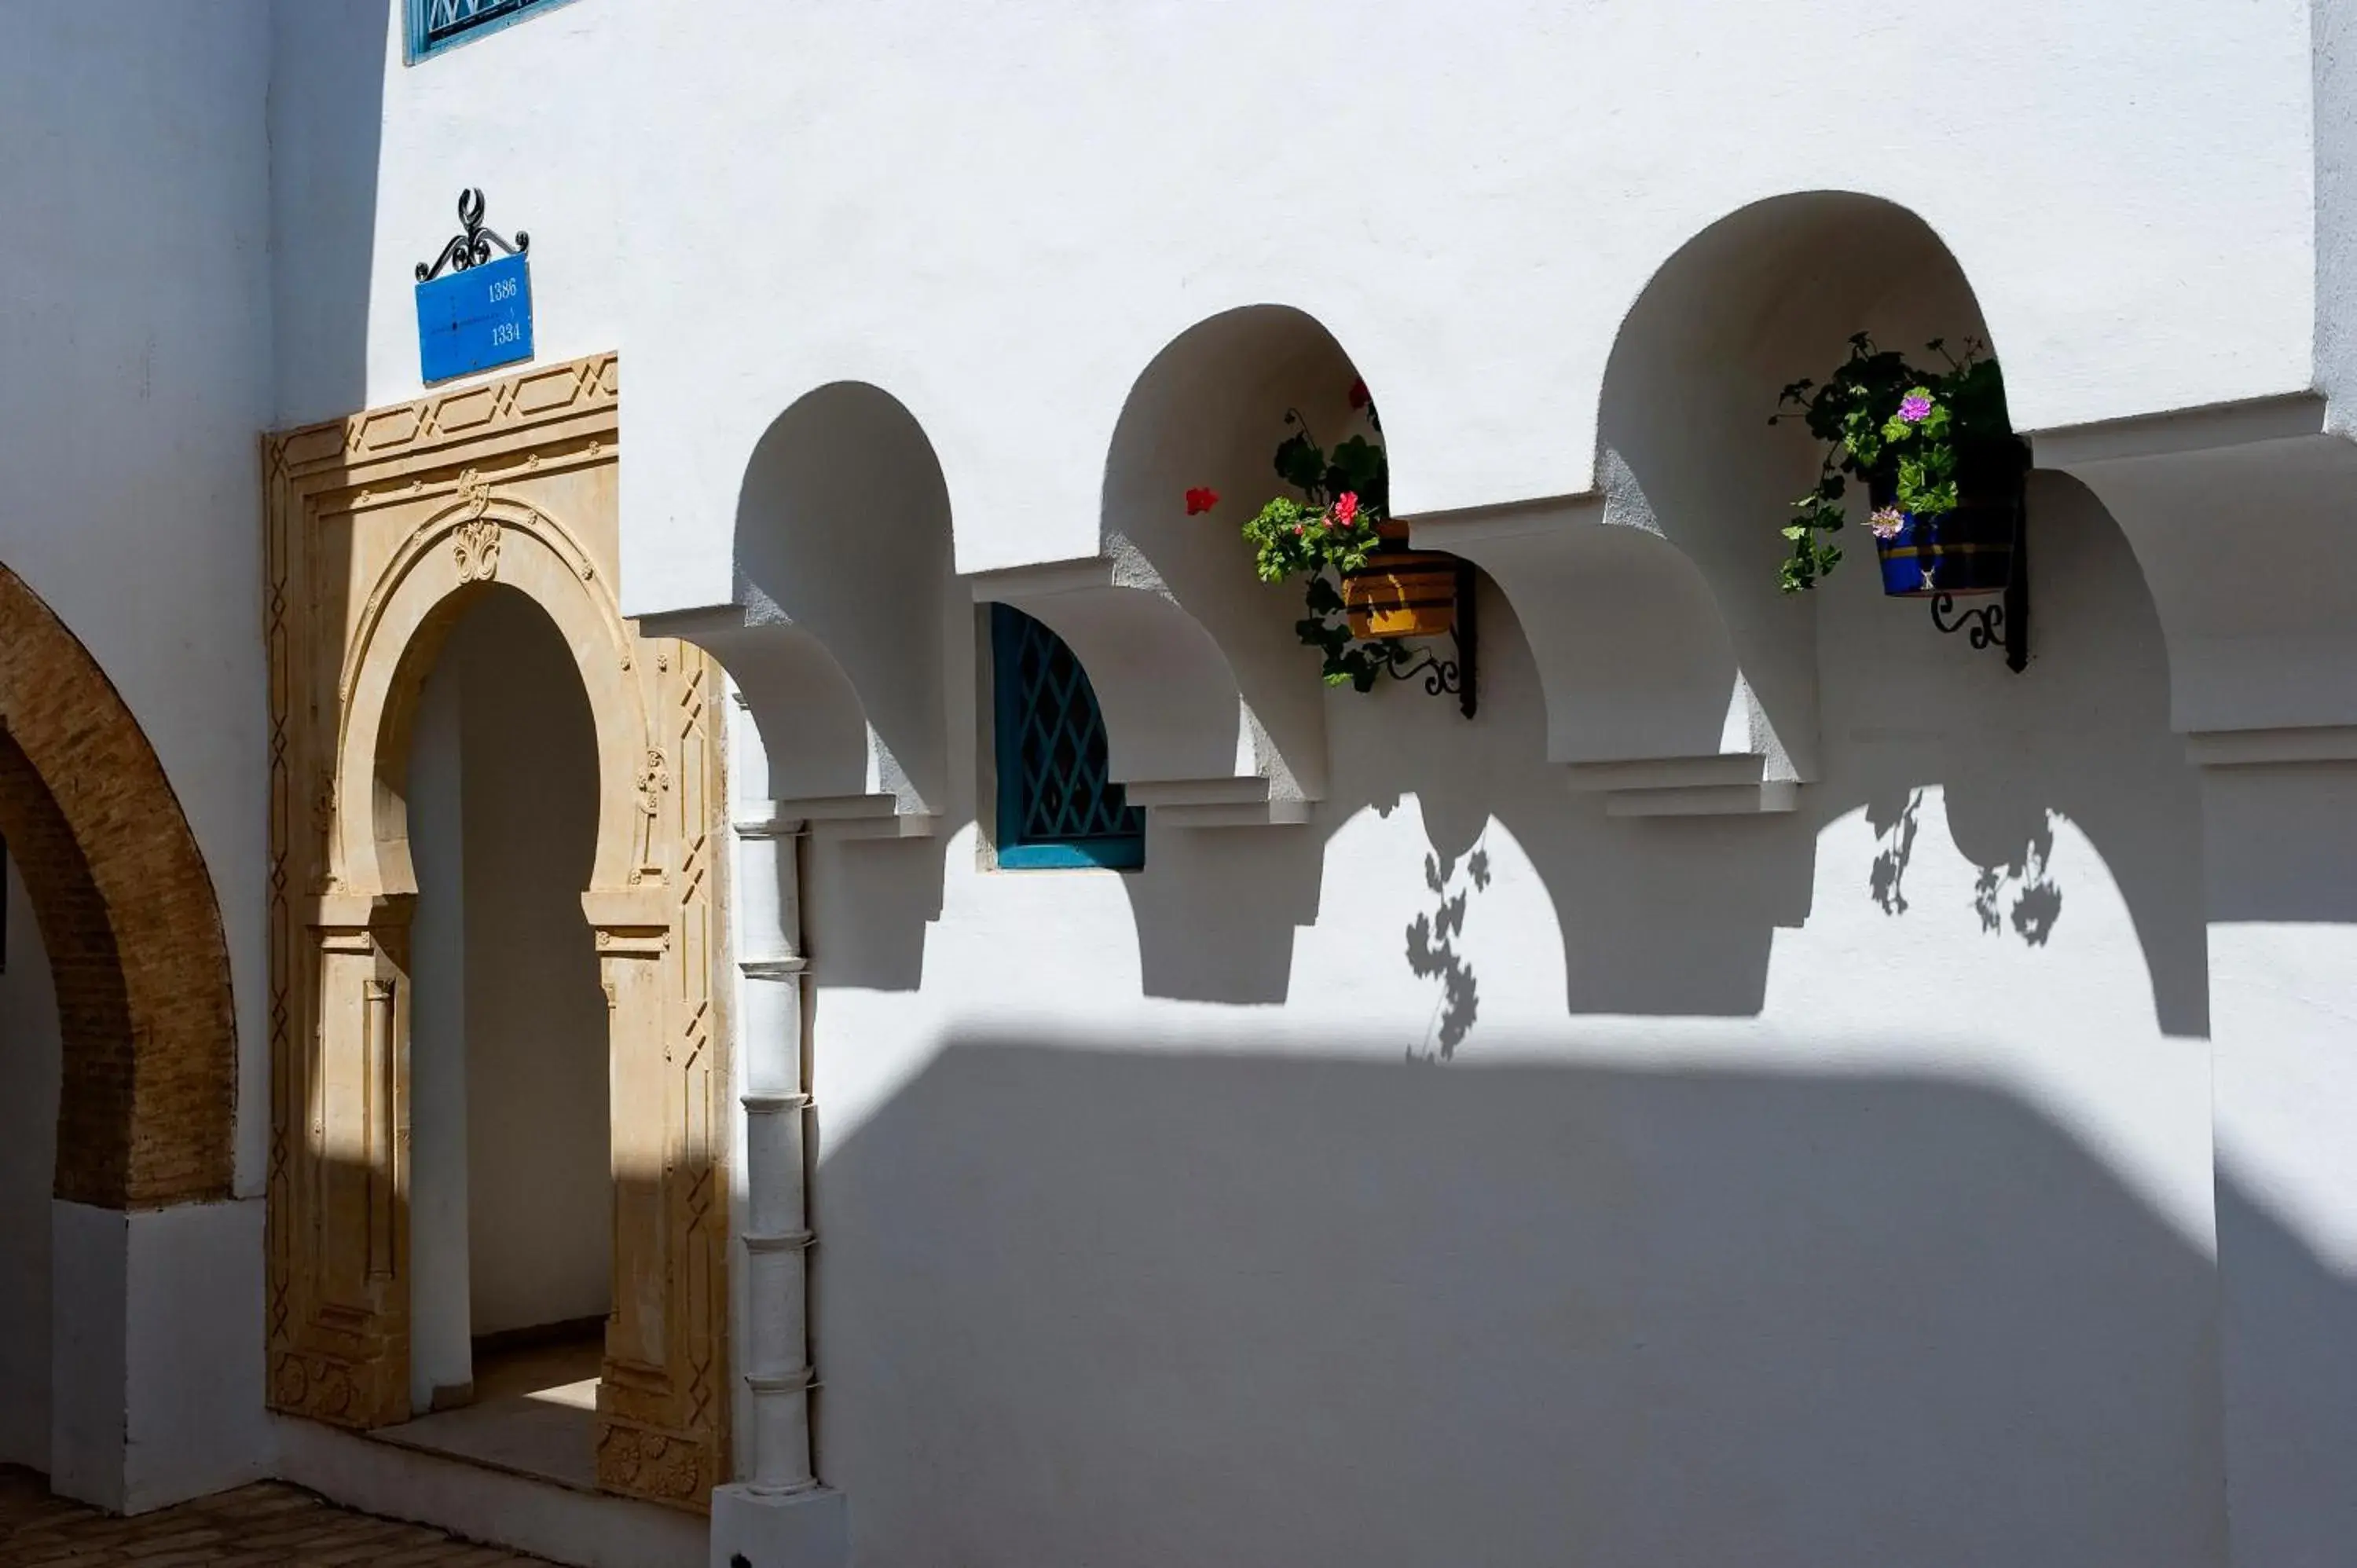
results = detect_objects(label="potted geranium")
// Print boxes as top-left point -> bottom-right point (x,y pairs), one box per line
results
1772,335 -> 2027,597
1189,380 -> 1458,691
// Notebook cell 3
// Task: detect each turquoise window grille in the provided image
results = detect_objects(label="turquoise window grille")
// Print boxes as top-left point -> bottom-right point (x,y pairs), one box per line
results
405,0 -> 579,60
991,605 -> 1145,870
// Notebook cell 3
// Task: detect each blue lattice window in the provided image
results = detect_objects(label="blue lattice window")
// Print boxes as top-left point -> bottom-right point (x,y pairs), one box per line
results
991,605 -> 1145,870
405,0 -> 579,61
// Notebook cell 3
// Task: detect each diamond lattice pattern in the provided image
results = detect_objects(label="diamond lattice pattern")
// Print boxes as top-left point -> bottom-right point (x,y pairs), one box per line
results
424,0 -> 544,43
1003,608 -> 1143,847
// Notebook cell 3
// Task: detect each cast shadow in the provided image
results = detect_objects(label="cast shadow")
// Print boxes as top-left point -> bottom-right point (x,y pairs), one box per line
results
801,832 -> 951,994
1824,471 -> 2208,1036
1115,470 -> 2201,1040
814,1035 -> 2255,1568
1124,821 -> 1325,1004
1327,575 -> 1817,1022
269,0 -> 388,427
1113,570 -> 1817,1018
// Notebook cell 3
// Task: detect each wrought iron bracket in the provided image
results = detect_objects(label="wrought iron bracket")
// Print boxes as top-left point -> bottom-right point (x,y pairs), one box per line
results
1927,496 -> 2029,674
1378,559 -> 1480,718
414,188 -> 530,283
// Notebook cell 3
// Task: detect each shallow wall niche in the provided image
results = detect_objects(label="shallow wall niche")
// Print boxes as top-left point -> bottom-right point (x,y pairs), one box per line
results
1419,192 -> 2000,815
971,305 -> 1354,826
652,381 -> 953,840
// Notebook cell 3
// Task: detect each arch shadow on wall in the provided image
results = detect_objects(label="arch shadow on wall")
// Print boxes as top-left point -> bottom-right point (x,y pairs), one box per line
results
1032,305 -> 1397,1001
1819,467 -> 2209,1039
0,563 -> 235,1209
1092,197 -> 2205,1031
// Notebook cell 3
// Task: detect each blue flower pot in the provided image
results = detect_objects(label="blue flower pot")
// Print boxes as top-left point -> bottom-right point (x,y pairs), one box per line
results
1870,440 -> 2027,599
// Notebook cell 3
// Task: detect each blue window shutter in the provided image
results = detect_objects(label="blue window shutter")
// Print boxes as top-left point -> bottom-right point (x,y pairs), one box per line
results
991,605 -> 1145,870
406,0 -> 580,61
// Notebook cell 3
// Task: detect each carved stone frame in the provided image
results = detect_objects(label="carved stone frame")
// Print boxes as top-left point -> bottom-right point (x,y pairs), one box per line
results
262,354 -> 731,1508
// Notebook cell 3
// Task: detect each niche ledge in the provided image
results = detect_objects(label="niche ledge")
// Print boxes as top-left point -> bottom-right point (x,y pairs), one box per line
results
737,796 -> 938,841
1564,753 -> 1798,817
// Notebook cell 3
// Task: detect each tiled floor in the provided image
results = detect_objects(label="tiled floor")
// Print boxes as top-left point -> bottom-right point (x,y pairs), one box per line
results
0,1465 -> 554,1565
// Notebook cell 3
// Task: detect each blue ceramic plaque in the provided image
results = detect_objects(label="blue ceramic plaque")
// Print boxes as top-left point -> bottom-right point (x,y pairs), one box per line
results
415,253 -> 533,383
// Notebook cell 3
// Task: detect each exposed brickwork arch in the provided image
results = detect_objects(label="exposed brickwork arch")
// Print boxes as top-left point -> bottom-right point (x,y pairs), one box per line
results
0,564 -> 234,1208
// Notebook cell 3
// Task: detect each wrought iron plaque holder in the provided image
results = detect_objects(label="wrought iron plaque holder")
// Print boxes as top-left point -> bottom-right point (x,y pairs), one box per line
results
415,188 -> 529,283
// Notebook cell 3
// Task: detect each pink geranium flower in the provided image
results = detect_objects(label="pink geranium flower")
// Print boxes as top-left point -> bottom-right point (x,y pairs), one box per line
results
1898,393 -> 1934,424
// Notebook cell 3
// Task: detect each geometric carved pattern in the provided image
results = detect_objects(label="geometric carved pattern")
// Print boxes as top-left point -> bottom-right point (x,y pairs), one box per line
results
261,353 -> 731,1509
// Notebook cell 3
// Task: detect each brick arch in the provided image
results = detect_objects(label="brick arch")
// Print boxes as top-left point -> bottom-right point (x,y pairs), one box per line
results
0,564 -> 234,1208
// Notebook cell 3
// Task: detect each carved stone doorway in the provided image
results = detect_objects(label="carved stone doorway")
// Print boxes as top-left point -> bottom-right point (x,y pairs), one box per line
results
262,356 -> 731,1509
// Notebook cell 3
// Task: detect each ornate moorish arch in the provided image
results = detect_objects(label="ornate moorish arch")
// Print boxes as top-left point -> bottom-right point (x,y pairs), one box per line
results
262,354 -> 733,1510
0,563 -> 236,1209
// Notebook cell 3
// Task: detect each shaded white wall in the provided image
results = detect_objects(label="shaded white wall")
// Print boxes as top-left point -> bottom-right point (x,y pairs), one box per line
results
783,474 -> 2223,1568
449,593 -> 610,1339
0,858 -> 61,1471
408,646 -> 472,1411
0,1 -> 273,1195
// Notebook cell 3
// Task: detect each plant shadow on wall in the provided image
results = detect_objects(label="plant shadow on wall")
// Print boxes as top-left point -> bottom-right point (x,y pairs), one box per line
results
1869,788 -> 2062,946
1406,843 -> 1489,1061
1321,576 -> 1816,1021
1974,812 -> 2062,944
1824,467 -> 2205,1037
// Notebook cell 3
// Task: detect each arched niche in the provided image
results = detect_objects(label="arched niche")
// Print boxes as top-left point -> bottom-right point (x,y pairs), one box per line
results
1417,192 -> 2002,815
973,305 -> 1362,826
652,380 -> 952,837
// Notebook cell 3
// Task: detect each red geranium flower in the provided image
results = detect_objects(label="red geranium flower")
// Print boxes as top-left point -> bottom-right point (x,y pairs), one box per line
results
1332,491 -> 1360,527
1347,378 -> 1371,409
1184,486 -> 1219,515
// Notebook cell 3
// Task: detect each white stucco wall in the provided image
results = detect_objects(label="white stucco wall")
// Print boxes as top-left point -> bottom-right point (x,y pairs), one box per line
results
5,0 -> 2344,1558
409,643 -> 473,1411
262,1 -> 2324,599
781,472 -> 2226,1568
453,593 -> 613,1339
402,592 -> 613,1372
240,3 -> 2352,1563
0,1 -> 273,1196
0,861 -> 62,1472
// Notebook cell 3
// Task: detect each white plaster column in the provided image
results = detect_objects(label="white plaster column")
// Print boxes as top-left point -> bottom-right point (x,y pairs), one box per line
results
731,805 -> 817,1494
709,683 -> 849,1568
